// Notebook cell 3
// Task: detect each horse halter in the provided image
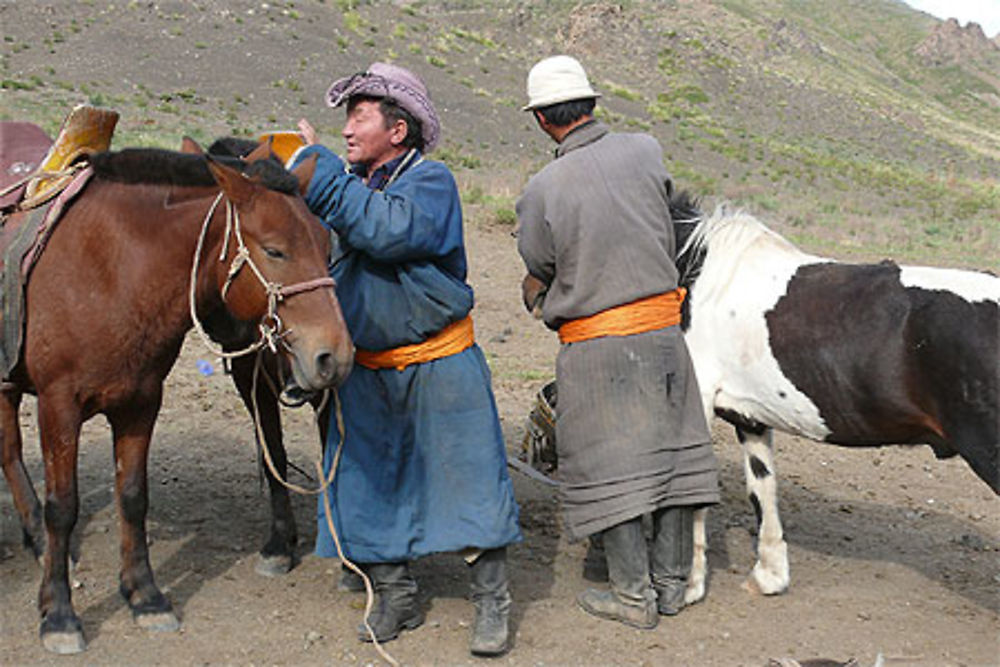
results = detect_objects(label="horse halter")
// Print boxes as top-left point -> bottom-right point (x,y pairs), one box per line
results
189,192 -> 335,358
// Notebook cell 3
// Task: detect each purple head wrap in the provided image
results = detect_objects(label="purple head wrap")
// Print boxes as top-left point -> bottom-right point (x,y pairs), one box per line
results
326,62 -> 440,153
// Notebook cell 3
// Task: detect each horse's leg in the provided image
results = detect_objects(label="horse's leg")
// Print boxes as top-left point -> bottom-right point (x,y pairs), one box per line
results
684,395 -> 716,606
684,508 -> 709,605
229,354 -> 297,577
739,426 -> 788,595
0,385 -> 45,561
108,401 -> 180,632
35,394 -> 86,654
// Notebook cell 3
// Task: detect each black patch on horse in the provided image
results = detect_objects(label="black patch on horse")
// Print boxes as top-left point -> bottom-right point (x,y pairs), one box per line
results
717,407 -> 769,437
90,147 -> 298,195
749,455 -> 771,480
765,261 -> 998,491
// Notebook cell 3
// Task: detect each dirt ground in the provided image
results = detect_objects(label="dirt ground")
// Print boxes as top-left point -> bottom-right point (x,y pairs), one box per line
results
0,219 -> 997,667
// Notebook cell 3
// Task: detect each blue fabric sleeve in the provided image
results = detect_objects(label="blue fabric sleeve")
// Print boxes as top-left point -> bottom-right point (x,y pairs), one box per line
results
291,144 -> 346,207
304,160 -> 462,264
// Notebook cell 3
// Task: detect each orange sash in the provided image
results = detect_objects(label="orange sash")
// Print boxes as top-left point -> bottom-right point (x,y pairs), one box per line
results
354,315 -> 475,371
558,288 -> 686,344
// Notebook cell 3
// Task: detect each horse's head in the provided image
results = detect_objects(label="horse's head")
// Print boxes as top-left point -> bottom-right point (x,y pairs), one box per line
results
196,143 -> 353,391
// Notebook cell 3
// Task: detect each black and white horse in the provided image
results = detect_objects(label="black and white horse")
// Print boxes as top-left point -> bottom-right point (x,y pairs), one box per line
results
669,193 -> 999,603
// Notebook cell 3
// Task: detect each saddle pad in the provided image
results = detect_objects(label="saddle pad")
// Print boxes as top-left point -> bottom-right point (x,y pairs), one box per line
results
0,167 -> 93,378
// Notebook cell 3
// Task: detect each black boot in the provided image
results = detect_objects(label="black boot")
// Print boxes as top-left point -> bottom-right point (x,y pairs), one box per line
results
469,547 -> 511,656
582,533 -> 608,582
577,518 -> 657,629
650,506 -> 694,616
356,562 -> 424,643
338,563 -> 365,593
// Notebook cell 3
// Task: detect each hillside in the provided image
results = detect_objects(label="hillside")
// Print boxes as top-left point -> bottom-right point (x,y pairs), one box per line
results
2,0 -> 998,268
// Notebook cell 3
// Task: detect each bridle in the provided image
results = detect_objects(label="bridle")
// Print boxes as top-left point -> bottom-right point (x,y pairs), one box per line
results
189,191 -> 335,359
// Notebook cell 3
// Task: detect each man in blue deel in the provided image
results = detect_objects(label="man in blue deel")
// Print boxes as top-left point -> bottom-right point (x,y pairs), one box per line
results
288,62 -> 521,657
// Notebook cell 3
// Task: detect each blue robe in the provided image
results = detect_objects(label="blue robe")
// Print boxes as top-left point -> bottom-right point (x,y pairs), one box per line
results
292,145 -> 522,563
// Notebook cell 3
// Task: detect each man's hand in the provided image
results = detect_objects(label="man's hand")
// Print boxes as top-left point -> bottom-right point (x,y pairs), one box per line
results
298,118 -> 319,145
522,274 -> 548,319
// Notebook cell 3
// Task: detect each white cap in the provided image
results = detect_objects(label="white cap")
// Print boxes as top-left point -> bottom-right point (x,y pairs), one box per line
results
523,55 -> 600,111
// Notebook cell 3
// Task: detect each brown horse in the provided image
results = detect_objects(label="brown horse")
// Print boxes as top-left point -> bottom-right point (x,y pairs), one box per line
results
0,141 -> 353,654
192,137 -> 337,578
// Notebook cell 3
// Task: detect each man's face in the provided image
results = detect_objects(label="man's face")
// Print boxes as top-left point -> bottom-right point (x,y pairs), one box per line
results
342,99 -> 406,170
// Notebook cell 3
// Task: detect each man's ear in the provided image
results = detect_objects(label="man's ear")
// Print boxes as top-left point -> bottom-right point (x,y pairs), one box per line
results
390,118 -> 409,147
533,110 -> 552,132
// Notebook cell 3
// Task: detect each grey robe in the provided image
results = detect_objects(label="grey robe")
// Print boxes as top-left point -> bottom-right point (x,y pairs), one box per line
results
517,121 -> 719,539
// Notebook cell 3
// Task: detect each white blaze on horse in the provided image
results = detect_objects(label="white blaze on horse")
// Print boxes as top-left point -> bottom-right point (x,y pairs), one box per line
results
669,193 -> 998,603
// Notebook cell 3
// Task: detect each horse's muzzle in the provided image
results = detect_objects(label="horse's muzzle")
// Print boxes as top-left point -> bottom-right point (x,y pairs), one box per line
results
291,343 -> 354,392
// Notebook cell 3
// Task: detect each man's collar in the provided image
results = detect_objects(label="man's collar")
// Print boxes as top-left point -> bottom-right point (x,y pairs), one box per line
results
351,150 -> 407,178
554,119 -> 608,158
352,149 -> 421,190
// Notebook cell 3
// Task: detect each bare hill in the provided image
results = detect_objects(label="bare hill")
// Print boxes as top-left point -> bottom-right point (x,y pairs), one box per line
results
1,0 -> 998,268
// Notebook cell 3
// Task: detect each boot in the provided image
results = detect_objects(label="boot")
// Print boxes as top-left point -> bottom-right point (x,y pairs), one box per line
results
650,506 -> 694,616
356,562 -> 424,643
469,547 -> 511,656
338,563 -> 365,593
577,518 -> 658,630
582,533 -> 608,582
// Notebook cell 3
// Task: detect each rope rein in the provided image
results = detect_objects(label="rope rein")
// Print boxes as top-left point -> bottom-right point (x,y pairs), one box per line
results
186,191 -> 396,664
186,189 -> 395,665
248,354 -> 398,666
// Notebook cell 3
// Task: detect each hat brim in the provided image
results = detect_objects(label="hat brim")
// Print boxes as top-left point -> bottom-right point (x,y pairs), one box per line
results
522,91 -> 600,112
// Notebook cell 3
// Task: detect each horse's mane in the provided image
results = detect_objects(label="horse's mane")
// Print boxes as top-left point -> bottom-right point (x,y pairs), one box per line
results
674,195 -> 810,307
89,144 -> 298,195
682,205 -> 802,260
668,190 -> 704,289
675,203 -> 804,312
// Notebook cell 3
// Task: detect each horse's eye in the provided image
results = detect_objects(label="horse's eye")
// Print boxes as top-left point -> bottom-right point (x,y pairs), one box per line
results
263,247 -> 286,260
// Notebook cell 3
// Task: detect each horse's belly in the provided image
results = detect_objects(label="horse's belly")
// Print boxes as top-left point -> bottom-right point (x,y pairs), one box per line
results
713,372 -> 831,441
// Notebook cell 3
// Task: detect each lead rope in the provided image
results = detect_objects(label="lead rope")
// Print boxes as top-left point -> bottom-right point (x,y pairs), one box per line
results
188,193 -> 393,662
247,353 -> 398,667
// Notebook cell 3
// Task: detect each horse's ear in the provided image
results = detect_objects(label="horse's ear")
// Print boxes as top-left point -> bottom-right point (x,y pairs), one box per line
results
180,136 -> 204,155
205,155 -> 255,205
291,154 -> 317,196
243,139 -> 273,164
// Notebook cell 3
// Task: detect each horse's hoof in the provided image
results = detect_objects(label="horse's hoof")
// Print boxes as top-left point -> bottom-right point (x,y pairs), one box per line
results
683,582 -> 706,605
741,577 -> 764,595
41,630 -> 86,654
255,553 -> 293,577
746,565 -> 789,596
135,610 -> 180,632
